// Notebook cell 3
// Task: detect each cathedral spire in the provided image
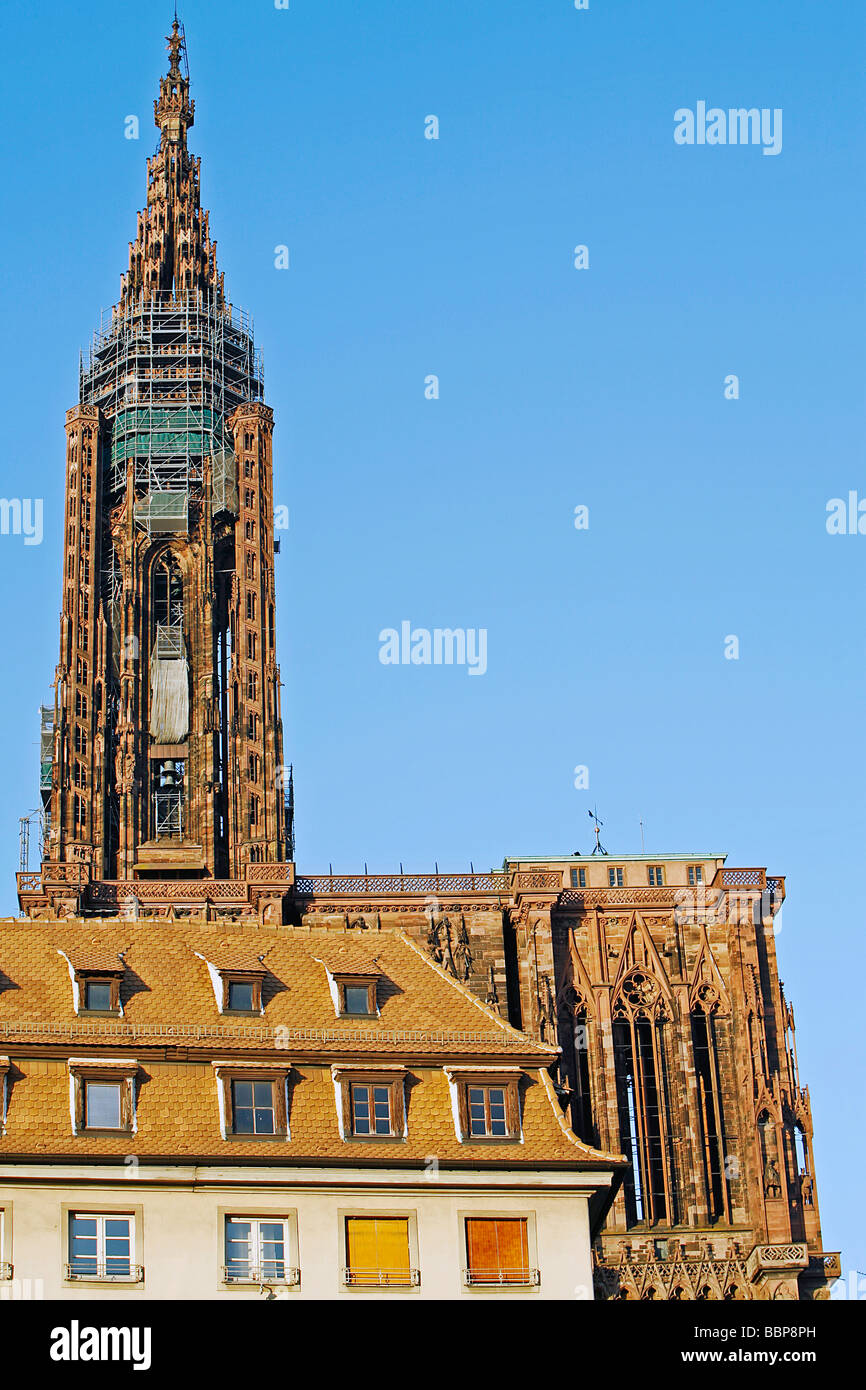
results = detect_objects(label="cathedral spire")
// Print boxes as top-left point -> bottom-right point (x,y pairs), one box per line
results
118,18 -> 226,312
154,16 -> 194,147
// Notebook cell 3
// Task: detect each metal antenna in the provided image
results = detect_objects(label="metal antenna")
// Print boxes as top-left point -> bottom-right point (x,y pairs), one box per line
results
639,817 -> 645,853
588,807 -> 607,856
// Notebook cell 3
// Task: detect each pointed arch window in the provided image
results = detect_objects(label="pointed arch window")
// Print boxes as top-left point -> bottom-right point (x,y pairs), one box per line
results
612,969 -> 678,1227
690,995 -> 731,1223
153,554 -> 183,643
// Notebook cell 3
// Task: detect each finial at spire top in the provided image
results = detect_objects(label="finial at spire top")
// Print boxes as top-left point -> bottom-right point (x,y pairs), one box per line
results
166,18 -> 183,79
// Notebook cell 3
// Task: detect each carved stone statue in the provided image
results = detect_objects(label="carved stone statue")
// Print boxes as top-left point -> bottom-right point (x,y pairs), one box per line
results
763,1157 -> 782,1198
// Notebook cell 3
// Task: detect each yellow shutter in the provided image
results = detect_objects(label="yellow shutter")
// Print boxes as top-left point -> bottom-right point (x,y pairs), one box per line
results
346,1218 -> 411,1283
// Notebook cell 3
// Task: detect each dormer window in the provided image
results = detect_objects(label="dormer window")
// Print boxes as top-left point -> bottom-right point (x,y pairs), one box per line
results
68,1058 -> 138,1136
444,1067 -> 524,1143
314,951 -> 383,1020
58,948 -> 125,1017
212,1062 -> 292,1141
331,1066 -> 407,1141
194,949 -> 268,1015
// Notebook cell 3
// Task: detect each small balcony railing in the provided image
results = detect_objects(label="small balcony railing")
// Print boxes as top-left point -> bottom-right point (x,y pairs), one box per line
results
222,1265 -> 300,1286
342,1267 -> 421,1288
64,1262 -> 144,1283
462,1267 -> 540,1287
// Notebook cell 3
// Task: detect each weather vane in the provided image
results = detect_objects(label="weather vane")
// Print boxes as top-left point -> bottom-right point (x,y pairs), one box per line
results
588,806 -> 607,856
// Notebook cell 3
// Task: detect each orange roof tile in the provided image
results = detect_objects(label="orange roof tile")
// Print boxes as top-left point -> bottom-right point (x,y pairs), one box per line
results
311,944 -> 384,977
193,944 -> 268,973
58,943 -> 125,973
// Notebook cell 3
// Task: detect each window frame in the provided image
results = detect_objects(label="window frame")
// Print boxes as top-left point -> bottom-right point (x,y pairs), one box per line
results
220,1210 -> 300,1288
647,865 -> 665,887
688,863 -> 704,886
340,1209 -> 420,1289
0,1056 -> 9,1137
444,1067 -> 524,1144
336,976 -> 378,1018
607,866 -> 625,888
466,1083 -> 510,1138
81,975 -> 121,1014
68,1058 -> 137,1135
460,1212 -> 539,1289
332,1065 -> 407,1142
212,1062 -> 292,1141
0,1204 -> 11,1282
62,1204 -> 144,1286
222,973 -> 263,1015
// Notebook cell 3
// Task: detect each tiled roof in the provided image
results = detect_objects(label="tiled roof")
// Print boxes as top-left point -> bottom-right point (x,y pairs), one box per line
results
0,919 -> 624,1169
0,921 -> 551,1057
57,943 -> 125,973
311,945 -> 384,977
193,944 -> 268,973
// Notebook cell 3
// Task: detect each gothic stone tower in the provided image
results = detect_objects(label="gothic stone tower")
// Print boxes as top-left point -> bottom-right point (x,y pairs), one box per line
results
19,23 -> 292,919
13,20 -> 836,1304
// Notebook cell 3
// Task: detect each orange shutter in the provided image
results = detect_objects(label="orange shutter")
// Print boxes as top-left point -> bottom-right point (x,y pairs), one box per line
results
346,1218 -> 411,1282
466,1218 -> 529,1282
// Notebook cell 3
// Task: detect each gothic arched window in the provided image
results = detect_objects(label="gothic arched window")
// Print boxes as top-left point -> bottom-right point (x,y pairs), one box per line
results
690,994 -> 731,1223
612,968 -> 678,1227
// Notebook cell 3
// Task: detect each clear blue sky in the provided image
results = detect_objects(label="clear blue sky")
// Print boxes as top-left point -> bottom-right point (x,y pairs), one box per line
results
0,0 -> 862,1282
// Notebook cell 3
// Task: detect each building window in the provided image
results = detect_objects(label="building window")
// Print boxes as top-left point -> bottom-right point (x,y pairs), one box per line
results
608,866 -> 624,887
0,1208 -> 9,1282
70,1062 -> 136,1134
226,978 -> 254,1011
446,1069 -> 522,1142
67,1213 -> 141,1282
463,1218 -> 537,1286
214,1066 -> 290,1139
688,864 -> 703,885
333,1067 -> 406,1141
647,865 -> 664,886
612,972 -> 678,1227
224,1216 -> 298,1285
570,866 -> 587,888
231,1080 -> 275,1135
468,1086 -> 507,1137
351,1083 -> 392,1136
82,978 -> 119,1013
85,1082 -> 122,1130
343,1217 -> 418,1287
344,983 -> 374,1015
